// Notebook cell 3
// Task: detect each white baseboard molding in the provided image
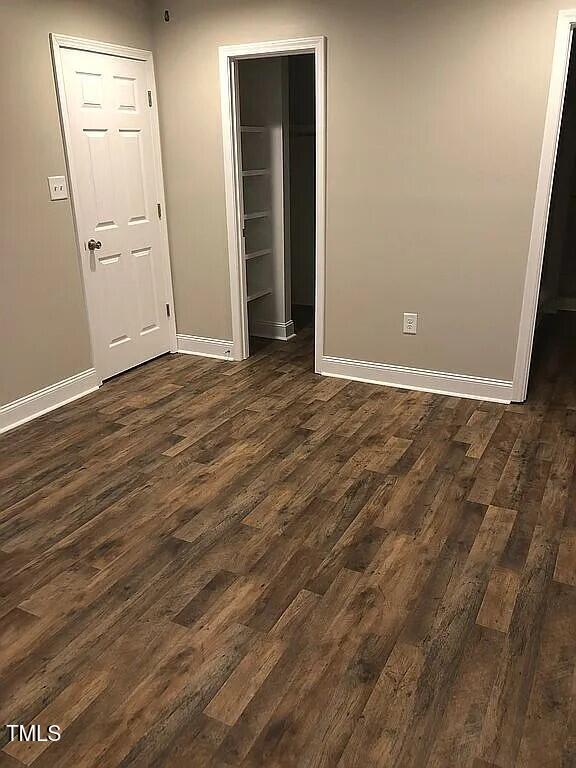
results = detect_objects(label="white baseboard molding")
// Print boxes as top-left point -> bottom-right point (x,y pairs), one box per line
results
0,368 -> 100,435
177,334 -> 234,360
250,319 -> 296,341
319,355 -> 513,403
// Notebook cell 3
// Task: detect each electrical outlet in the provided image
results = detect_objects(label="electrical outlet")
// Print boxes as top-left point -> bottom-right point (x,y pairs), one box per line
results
48,176 -> 68,201
403,312 -> 418,335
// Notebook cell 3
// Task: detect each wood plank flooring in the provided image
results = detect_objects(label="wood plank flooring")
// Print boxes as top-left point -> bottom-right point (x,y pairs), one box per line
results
1,317 -> 575,767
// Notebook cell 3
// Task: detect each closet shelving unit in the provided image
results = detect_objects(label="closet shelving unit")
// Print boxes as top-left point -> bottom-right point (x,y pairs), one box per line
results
246,287 -> 272,302
245,248 -> 272,262
242,169 -> 270,178
241,125 -> 273,304
244,210 -> 270,221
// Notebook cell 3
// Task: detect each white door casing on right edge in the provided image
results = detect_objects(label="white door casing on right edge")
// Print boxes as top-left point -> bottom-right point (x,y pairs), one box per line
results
59,47 -> 172,380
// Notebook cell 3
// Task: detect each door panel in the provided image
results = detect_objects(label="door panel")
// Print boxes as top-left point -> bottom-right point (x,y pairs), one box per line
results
120,130 -> 149,224
114,75 -> 138,111
60,48 -> 171,380
133,246 -> 162,344
84,129 -> 118,231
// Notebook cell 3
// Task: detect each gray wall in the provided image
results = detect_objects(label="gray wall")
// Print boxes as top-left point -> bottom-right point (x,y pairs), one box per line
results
0,0 -> 153,405
1,0 -> 571,407
152,0 -> 566,382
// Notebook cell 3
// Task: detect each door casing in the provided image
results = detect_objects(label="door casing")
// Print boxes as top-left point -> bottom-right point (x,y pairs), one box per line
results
218,36 -> 326,370
50,34 -> 177,385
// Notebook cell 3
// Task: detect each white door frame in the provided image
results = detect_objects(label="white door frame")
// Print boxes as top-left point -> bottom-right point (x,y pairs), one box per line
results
50,34 -> 177,384
513,11 -> 576,401
219,36 -> 326,370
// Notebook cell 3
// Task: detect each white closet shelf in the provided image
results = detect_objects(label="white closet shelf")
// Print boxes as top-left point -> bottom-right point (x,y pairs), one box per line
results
240,126 -> 268,133
245,248 -> 272,261
243,210 -> 270,221
247,288 -> 272,302
242,169 -> 270,177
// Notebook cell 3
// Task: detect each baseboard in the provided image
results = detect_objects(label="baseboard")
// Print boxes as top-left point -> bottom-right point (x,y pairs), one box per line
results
177,334 -> 234,360
319,355 -> 513,403
250,319 -> 296,341
0,368 -> 100,435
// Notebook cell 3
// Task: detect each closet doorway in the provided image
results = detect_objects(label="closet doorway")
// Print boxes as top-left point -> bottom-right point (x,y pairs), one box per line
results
219,37 -> 326,371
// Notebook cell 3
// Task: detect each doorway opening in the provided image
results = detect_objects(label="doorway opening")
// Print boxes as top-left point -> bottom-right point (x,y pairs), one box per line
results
514,12 -> 576,400
534,31 -> 576,388
237,54 -> 315,358
219,37 -> 326,371
516,16 -> 576,402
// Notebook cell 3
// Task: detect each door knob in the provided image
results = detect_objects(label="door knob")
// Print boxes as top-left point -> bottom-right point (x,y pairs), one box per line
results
88,239 -> 102,251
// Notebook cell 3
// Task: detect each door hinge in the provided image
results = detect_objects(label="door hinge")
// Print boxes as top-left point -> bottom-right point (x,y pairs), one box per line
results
147,90 -> 153,107
157,202 -> 162,219
166,303 -> 171,317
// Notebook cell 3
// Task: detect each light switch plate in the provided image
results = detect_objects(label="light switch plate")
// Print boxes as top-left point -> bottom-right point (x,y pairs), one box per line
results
48,175 -> 68,201
403,312 -> 418,335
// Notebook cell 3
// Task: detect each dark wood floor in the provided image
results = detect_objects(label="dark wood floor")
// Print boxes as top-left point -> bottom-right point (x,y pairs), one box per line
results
1,317 -> 575,768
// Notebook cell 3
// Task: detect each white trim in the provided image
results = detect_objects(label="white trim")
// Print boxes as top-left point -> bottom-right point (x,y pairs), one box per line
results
49,34 -> 153,61
177,334 -> 234,360
320,356 -> 513,403
0,370 -> 100,435
219,36 -> 326,368
50,34 -> 178,378
250,319 -> 296,340
145,45 -> 178,355
512,11 -> 576,402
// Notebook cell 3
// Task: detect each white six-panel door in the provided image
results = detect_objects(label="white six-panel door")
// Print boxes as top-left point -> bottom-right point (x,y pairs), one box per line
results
57,44 -> 173,380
